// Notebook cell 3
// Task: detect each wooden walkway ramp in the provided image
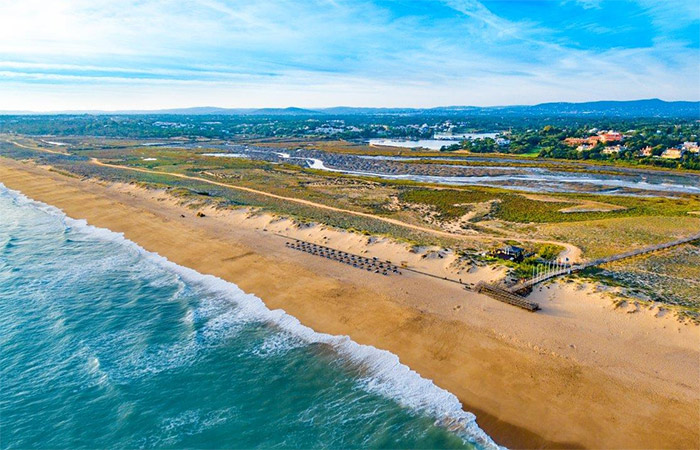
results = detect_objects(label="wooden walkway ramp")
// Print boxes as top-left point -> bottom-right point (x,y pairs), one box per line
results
475,282 -> 540,311
510,231 -> 700,293
579,231 -> 700,269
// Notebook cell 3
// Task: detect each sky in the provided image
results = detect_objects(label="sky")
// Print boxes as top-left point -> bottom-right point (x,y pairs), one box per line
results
0,0 -> 698,111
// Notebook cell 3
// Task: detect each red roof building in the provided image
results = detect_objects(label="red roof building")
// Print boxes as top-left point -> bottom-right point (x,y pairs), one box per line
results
599,131 -> 623,142
564,137 -> 588,146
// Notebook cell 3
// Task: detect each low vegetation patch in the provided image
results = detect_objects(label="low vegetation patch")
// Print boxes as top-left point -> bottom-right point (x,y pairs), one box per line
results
398,188 -> 700,224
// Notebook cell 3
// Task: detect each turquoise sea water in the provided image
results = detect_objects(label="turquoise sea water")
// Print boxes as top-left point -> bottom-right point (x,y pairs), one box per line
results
0,184 -> 498,450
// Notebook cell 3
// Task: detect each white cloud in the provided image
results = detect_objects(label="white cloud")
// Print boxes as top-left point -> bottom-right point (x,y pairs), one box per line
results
0,0 -> 697,110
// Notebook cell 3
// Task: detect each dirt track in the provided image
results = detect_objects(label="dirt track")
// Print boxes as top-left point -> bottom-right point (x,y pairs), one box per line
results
2,136 -> 583,262
92,157 -> 583,261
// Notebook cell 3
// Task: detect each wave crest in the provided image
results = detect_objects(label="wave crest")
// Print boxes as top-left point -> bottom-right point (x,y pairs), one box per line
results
0,183 -> 502,449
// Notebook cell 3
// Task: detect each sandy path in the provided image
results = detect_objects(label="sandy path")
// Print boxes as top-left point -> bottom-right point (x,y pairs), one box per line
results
8,138 -> 71,155
0,137 -> 584,262
90,158 -> 584,262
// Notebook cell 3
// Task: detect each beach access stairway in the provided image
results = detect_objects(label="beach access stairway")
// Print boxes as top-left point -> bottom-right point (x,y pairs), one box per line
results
474,282 -> 540,312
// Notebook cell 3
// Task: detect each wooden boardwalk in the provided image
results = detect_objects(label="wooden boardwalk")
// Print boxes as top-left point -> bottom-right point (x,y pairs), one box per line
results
578,231 -> 700,269
475,282 -> 540,311
279,231 -> 699,313
510,231 -> 700,293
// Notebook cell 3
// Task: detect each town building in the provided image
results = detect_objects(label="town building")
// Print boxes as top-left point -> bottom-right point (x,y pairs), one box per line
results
602,145 -> 625,155
599,131 -> 623,142
563,130 -> 622,148
661,148 -> 685,159
682,142 -> 699,153
638,146 -> 653,157
496,138 -> 511,146
564,137 -> 588,146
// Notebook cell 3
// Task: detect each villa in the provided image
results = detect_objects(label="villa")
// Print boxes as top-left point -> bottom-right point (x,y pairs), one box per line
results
599,131 -> 623,142
564,130 -> 623,147
602,145 -> 625,155
638,146 -> 654,157
682,141 -> 699,153
661,148 -> 685,159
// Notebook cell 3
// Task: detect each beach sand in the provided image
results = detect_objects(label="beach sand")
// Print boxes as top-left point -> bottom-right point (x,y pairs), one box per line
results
1,158 -> 698,449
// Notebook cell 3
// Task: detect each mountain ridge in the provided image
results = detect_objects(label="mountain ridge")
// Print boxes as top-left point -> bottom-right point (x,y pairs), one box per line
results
2,99 -> 698,117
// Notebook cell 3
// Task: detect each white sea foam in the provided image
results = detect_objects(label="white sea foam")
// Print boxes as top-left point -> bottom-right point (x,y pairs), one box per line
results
250,329 -> 306,358
0,183 -> 503,449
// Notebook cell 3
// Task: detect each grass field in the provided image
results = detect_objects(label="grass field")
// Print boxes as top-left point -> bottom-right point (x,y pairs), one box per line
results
583,242 -> 700,321
533,216 -> 700,259
399,188 -> 700,223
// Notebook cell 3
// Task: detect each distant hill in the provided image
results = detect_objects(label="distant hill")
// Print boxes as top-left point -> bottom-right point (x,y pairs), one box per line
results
2,99 -> 698,118
249,107 -> 322,116
151,106 -> 250,115
153,106 -> 322,115
505,99 -> 700,117
323,99 -> 700,117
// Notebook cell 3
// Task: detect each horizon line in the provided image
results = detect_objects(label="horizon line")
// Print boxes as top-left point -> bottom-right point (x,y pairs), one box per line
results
2,98 -> 699,115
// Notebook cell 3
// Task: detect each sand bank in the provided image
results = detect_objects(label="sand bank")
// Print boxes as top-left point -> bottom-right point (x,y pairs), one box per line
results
1,159 -> 698,449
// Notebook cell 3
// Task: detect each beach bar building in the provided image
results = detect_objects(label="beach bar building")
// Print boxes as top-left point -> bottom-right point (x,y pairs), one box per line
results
493,245 -> 525,262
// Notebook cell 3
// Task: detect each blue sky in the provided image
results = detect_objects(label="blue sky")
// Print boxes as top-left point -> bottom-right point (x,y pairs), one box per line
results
0,0 -> 698,110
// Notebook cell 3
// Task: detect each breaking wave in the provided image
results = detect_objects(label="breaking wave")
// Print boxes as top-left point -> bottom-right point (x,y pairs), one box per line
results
0,183 -> 501,449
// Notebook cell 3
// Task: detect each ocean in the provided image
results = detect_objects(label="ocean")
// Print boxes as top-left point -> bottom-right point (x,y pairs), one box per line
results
0,184 -> 498,449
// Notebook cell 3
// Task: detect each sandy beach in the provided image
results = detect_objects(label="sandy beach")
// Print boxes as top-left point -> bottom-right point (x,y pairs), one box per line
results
1,158 -> 698,449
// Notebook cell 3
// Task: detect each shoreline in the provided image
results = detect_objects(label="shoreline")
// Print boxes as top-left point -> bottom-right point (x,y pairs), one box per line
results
3,184 -> 498,448
1,158 -> 698,449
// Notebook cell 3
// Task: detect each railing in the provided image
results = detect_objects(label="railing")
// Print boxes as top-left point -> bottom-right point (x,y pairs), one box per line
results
580,232 -> 700,269
511,231 -> 700,292
475,282 -> 540,311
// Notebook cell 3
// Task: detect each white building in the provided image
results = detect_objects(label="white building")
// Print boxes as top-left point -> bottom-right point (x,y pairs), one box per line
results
682,142 -> 699,153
